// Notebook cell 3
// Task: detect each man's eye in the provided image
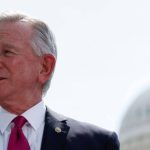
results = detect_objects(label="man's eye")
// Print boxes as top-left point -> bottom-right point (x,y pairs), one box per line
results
4,50 -> 14,55
5,50 -> 11,53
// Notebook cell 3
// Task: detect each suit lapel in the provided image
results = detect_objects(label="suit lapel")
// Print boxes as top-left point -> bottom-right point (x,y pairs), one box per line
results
41,108 -> 70,150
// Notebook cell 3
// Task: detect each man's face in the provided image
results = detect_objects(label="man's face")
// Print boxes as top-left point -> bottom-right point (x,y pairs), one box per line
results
0,22 -> 43,106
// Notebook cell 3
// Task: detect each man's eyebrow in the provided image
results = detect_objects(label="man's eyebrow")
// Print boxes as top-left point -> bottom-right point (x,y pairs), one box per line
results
3,43 -> 18,49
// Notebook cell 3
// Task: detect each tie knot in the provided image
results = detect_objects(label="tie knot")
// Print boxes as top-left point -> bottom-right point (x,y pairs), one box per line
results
12,116 -> 27,128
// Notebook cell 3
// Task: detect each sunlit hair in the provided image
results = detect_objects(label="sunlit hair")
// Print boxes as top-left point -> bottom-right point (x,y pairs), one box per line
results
0,12 -> 57,95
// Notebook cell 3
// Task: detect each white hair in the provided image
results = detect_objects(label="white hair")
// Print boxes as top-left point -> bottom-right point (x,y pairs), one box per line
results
0,13 -> 57,95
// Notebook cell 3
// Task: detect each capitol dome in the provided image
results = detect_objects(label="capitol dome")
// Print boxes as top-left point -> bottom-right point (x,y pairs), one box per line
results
119,88 -> 150,150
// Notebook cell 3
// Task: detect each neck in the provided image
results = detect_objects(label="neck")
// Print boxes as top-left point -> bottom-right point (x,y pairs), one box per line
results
2,99 -> 42,115
0,92 -> 42,115
0,88 -> 43,115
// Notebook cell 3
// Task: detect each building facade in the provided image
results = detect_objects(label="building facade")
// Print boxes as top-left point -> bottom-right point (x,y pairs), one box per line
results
119,88 -> 150,150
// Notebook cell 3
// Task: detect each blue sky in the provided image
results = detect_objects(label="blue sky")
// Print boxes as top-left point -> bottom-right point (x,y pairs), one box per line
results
1,0 -> 150,133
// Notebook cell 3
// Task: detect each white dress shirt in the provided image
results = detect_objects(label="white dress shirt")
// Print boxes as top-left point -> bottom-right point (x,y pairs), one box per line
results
0,101 -> 46,150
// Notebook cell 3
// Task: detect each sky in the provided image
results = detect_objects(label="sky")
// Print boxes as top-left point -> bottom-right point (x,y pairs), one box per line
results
1,0 -> 150,133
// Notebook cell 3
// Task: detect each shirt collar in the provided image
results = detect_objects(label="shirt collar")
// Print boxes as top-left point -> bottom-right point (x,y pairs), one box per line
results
0,101 -> 46,134
0,107 -> 16,134
22,101 -> 46,131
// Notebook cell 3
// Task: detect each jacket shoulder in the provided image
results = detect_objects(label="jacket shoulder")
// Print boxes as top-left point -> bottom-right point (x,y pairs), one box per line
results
45,108 -> 119,150
65,117 -> 119,150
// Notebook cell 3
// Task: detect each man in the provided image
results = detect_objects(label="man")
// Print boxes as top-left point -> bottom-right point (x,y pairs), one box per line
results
0,13 -> 119,150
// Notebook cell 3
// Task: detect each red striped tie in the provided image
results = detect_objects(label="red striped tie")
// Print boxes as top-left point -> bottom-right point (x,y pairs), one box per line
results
7,116 -> 30,150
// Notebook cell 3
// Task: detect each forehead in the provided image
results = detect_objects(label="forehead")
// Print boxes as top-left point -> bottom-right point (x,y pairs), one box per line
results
0,21 -> 33,44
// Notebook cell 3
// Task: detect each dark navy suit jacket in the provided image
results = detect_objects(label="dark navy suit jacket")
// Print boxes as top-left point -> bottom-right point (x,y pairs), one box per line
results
41,109 -> 120,150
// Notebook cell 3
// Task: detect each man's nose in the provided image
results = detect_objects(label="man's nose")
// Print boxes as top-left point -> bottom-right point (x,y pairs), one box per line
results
0,52 -> 5,66
0,50 -> 5,57
0,50 -> 3,56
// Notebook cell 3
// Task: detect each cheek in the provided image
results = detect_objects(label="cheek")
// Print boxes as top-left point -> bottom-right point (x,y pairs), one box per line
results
11,59 -> 39,82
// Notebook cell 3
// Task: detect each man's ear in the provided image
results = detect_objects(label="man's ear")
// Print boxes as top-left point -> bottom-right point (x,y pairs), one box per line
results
39,54 -> 56,84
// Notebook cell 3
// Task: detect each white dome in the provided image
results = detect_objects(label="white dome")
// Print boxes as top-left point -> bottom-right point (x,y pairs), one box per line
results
119,88 -> 150,150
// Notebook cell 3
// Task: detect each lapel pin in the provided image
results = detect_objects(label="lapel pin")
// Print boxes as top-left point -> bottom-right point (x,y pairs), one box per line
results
55,127 -> 62,133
